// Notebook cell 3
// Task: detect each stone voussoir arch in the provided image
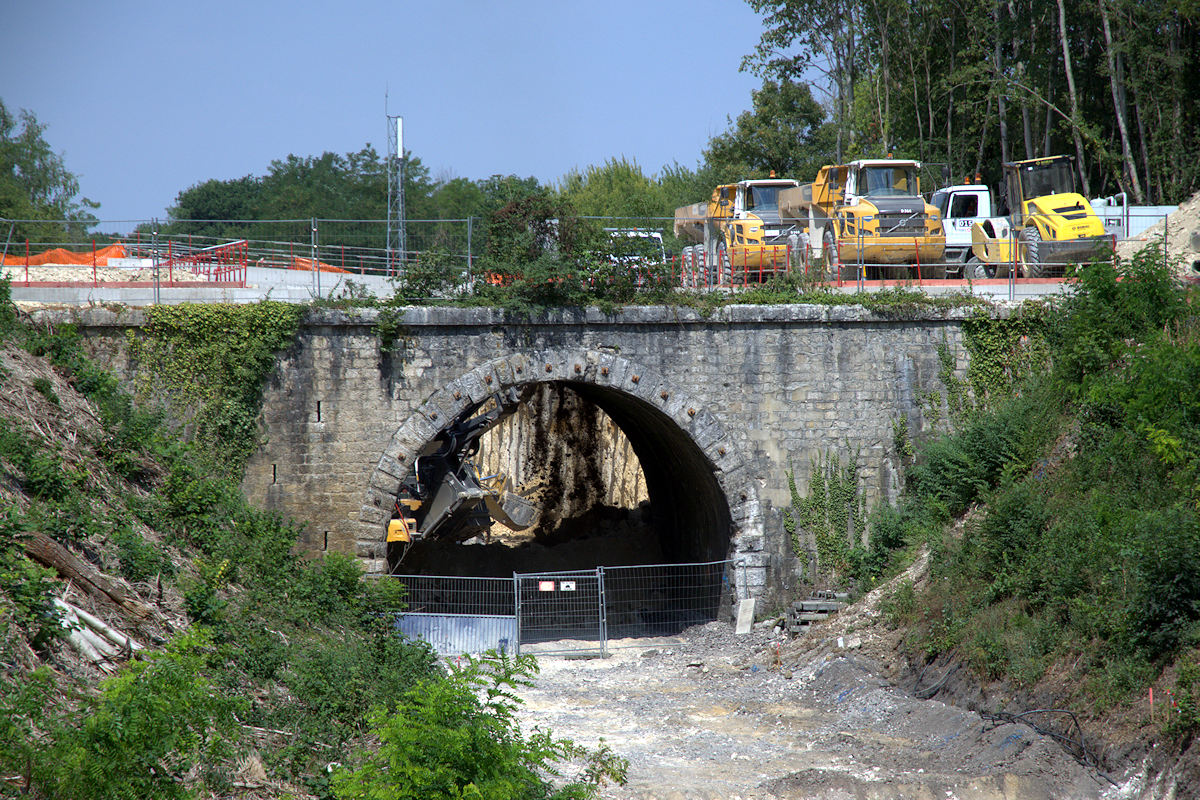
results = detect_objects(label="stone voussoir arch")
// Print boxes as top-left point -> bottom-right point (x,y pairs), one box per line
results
352,347 -> 764,583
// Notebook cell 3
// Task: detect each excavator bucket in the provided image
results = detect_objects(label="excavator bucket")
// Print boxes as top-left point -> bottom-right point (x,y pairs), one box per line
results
485,491 -> 538,531
480,474 -> 539,531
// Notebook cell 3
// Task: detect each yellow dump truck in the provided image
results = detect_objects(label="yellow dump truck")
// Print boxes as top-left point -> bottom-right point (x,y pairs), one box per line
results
673,177 -> 803,286
969,155 -> 1111,278
779,158 -> 945,280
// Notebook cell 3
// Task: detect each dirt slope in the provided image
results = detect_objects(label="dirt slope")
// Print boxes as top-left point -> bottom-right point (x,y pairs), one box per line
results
1116,190 -> 1200,277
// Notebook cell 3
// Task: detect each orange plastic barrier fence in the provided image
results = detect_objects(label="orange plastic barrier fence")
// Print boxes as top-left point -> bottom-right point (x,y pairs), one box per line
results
0,244 -> 127,266
289,256 -> 349,274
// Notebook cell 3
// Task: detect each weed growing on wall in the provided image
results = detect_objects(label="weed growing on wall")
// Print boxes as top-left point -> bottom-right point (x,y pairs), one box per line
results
785,452 -> 867,580
960,306 -> 1050,412
127,301 -> 302,475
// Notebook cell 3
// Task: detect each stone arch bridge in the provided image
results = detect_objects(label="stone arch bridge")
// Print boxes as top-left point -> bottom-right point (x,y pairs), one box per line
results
74,304 -> 974,605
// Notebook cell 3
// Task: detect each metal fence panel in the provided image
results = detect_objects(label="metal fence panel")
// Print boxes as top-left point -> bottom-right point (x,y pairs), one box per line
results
389,561 -> 734,658
515,569 -> 605,655
392,574 -> 515,616
603,561 -> 731,641
395,613 -> 517,657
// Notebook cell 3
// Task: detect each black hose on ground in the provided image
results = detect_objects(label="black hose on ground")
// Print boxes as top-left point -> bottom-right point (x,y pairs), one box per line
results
980,708 -> 1118,786
911,662 -> 957,700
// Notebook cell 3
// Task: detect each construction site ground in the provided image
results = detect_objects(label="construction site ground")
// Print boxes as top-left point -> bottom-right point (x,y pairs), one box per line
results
516,557 -> 1160,800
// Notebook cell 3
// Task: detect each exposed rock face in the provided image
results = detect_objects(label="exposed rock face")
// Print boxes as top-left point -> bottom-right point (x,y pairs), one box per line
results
475,382 -> 648,545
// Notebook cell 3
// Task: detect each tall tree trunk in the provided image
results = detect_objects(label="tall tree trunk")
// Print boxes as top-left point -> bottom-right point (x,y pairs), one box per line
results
946,20 -> 956,172
993,4 -> 1010,164
1131,87 -> 1155,203
1022,109 -> 1034,160
1056,0 -> 1091,194
925,55 -> 935,161
974,97 -> 993,180
846,2 -> 856,153
1099,0 -> 1144,201
1009,0 -> 1034,159
881,4 -> 891,151
1170,11 -> 1183,200
1043,75 -> 1054,156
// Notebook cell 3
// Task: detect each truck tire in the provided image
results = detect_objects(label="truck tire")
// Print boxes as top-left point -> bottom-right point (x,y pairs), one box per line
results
716,242 -> 732,286
823,229 -> 852,281
967,255 -> 995,279
683,246 -> 700,288
967,254 -> 1011,280
1021,226 -> 1046,278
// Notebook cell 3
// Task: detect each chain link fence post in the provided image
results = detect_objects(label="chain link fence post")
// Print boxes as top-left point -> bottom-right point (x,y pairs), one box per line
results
512,571 -> 521,656
151,218 -> 160,305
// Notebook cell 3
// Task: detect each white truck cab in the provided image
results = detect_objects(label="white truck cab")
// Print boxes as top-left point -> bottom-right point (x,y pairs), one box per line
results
930,184 -> 996,274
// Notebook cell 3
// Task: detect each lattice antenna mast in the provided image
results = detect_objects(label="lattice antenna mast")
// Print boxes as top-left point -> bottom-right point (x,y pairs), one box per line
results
386,114 -> 406,272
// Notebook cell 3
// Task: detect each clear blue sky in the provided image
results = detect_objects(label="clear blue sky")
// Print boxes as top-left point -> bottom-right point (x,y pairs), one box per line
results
2,0 -> 770,230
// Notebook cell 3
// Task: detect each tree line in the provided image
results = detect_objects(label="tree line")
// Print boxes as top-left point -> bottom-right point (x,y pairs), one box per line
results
744,0 -> 1200,203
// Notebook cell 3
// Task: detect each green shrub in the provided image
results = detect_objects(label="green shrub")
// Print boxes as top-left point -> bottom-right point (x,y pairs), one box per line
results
0,276 -> 15,338
41,631 -> 241,800
111,524 -> 176,584
1129,507 -> 1200,659
32,376 -> 59,405
331,651 -> 626,800
0,508 -> 62,650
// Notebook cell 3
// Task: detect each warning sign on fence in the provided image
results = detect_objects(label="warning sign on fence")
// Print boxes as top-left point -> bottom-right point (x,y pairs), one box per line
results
538,581 -> 555,592
560,581 -> 576,591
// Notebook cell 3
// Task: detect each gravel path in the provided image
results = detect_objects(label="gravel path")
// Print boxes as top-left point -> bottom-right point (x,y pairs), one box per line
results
516,622 -> 1112,799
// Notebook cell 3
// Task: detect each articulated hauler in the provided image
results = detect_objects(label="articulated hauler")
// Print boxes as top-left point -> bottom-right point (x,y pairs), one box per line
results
779,159 -> 946,280
673,177 -> 803,286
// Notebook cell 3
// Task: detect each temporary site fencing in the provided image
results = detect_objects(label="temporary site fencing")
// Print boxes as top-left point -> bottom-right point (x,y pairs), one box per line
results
0,208 -> 1182,296
391,559 -> 741,658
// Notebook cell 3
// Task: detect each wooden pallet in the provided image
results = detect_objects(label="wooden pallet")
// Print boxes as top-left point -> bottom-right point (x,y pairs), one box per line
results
787,592 -> 848,633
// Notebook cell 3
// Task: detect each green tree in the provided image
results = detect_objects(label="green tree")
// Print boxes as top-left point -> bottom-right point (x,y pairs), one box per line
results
0,98 -> 97,243
703,79 -> 833,178
165,175 -> 262,238
557,157 -> 666,219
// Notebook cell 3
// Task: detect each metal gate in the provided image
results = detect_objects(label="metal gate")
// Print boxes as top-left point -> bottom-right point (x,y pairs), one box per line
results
392,560 -> 736,658
515,569 -> 606,655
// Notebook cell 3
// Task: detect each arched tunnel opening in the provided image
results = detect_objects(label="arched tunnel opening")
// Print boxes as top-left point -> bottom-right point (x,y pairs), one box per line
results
385,380 -> 735,636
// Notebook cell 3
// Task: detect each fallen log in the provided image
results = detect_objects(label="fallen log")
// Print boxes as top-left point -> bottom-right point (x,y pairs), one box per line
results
54,597 -> 143,655
24,532 -> 157,620
54,600 -> 119,673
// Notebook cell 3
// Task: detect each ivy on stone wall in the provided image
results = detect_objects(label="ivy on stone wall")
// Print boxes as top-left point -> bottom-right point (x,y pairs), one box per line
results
919,309 -> 1051,432
961,307 -> 1050,411
785,452 -> 867,579
126,302 -> 302,475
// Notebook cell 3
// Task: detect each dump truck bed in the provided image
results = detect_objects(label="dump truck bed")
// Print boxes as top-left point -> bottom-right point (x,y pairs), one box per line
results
673,202 -> 707,243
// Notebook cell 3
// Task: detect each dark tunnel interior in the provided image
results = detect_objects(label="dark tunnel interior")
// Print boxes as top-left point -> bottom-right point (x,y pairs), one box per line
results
388,380 -> 733,578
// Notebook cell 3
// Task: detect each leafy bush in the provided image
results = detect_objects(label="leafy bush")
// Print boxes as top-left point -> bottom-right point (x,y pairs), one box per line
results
332,651 -> 626,800
904,246 -> 1200,697
40,631 -> 241,800
0,508 -> 62,650
0,276 -> 15,338
111,524 -> 175,584
1049,244 -> 1186,390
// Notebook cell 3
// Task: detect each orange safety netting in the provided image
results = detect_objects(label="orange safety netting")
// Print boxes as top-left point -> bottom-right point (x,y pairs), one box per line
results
0,244 -> 127,266
288,256 -> 349,274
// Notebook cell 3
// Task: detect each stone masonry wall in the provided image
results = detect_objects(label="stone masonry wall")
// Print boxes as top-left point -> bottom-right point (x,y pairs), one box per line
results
62,304 -> 972,607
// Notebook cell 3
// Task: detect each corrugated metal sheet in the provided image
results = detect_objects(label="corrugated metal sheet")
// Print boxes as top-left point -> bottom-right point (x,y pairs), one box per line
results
395,612 -> 517,657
